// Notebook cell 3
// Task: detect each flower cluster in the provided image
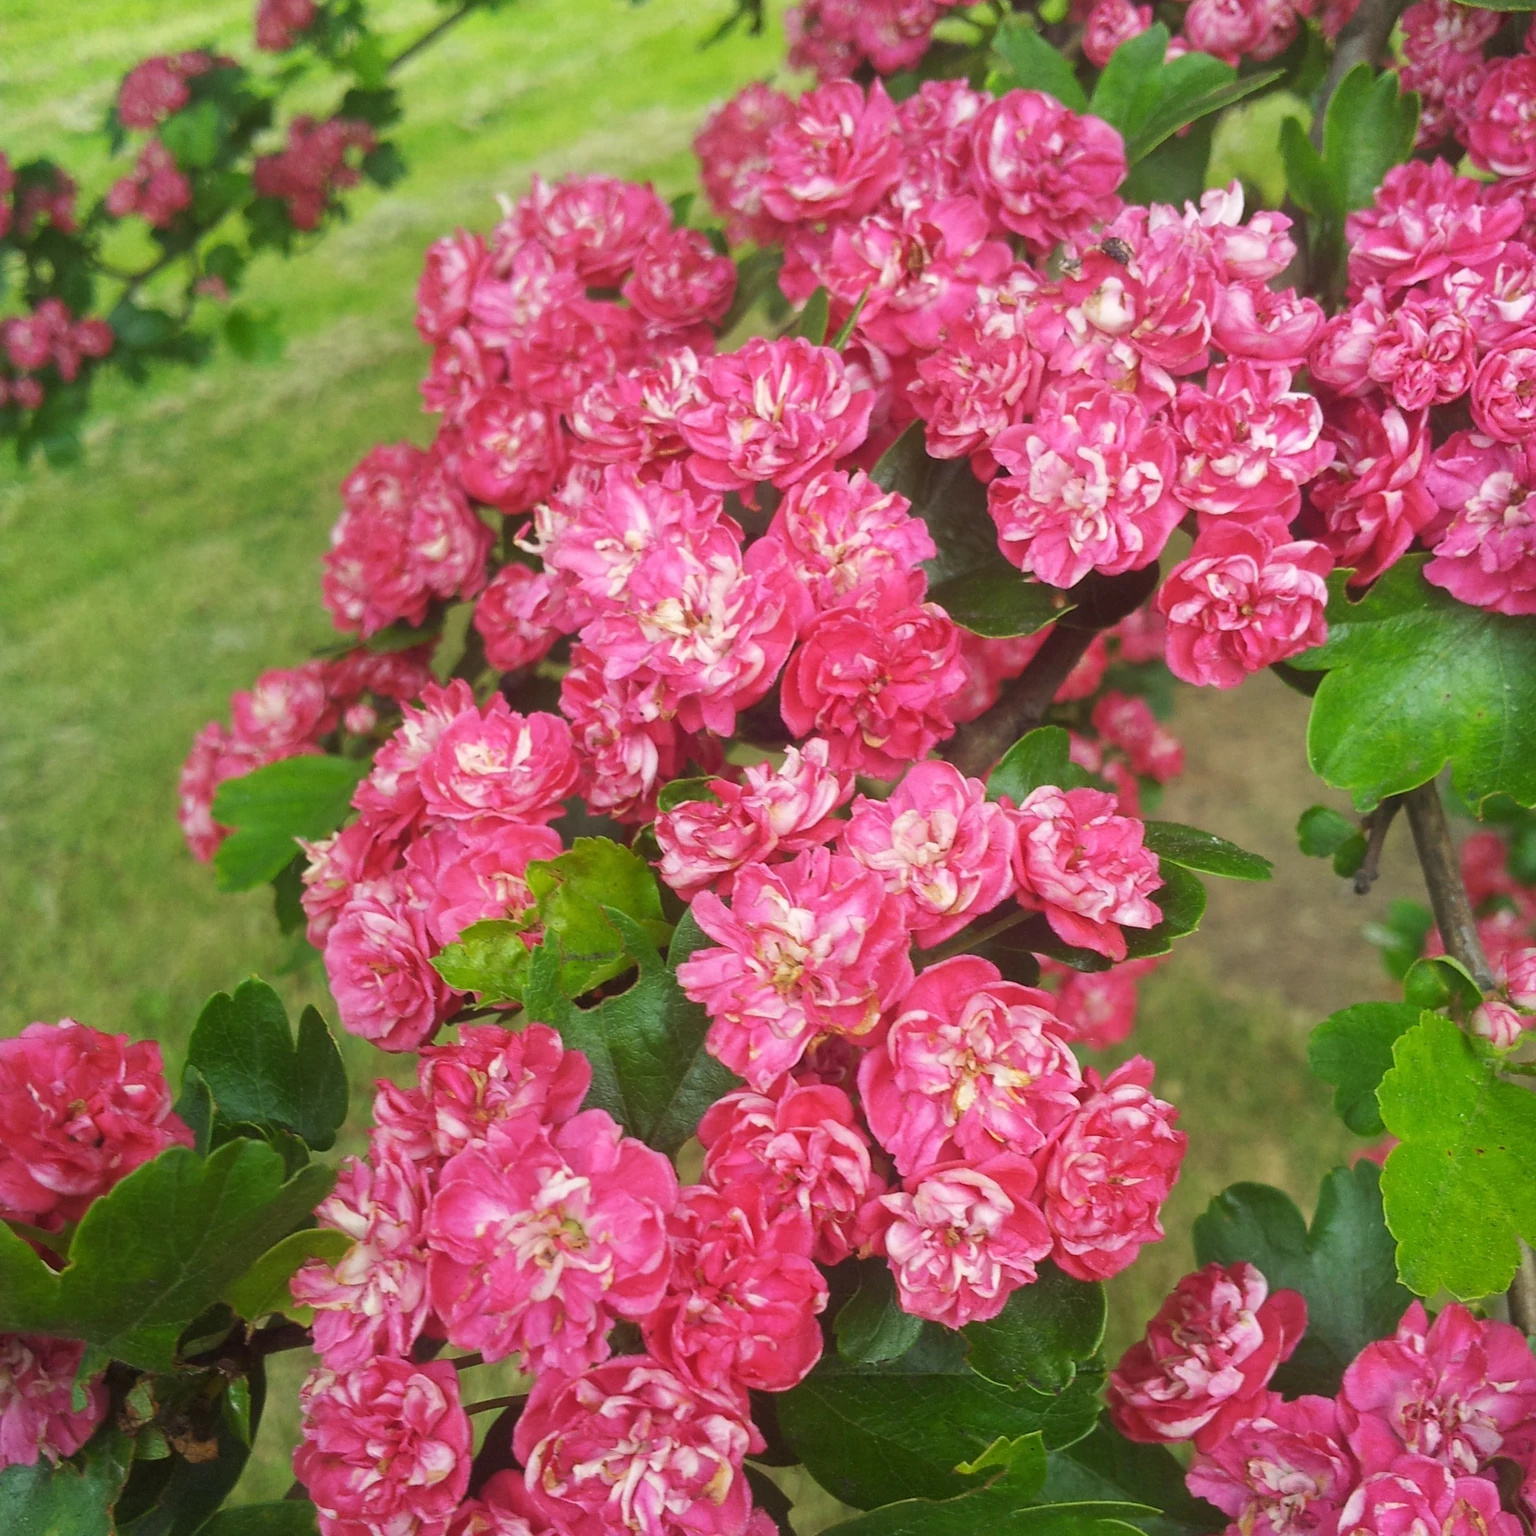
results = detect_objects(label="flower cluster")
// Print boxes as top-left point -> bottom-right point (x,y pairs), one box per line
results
1113,1271 -> 1536,1536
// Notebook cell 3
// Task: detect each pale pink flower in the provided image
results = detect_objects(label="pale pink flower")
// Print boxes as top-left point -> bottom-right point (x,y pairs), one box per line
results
0,1021 -> 191,1227
841,761 -> 1015,945
0,1336 -> 108,1470
698,1080 -> 883,1265
678,848 -> 914,1091
1504,945 -> 1536,1008
780,575 -> 966,779
295,1358 -> 470,1536
860,955 -> 1083,1175
418,698 -> 577,826
759,79 -> 902,225
873,1154 -> 1054,1328
1424,431 -> 1536,616
678,336 -> 874,493
693,82 -> 795,248
988,382 -> 1182,588
427,1109 -> 676,1373
504,173 -> 669,285
1040,1057 -> 1186,1281
969,91 -> 1126,254
1336,1457 -> 1522,1536
1108,1262 -> 1308,1451
1470,998 -> 1530,1049
514,1356 -> 761,1536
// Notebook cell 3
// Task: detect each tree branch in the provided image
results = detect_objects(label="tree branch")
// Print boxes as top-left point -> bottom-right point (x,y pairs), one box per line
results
1353,796 -> 1402,896
1310,0 -> 1411,147
388,1 -> 480,73
1401,780 -> 1493,990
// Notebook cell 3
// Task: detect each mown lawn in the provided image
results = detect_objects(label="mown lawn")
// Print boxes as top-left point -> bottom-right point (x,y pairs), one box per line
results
2,0 -> 1397,1513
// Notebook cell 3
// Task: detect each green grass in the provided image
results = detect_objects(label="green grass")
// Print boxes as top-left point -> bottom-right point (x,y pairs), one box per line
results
3,0 -> 1386,1515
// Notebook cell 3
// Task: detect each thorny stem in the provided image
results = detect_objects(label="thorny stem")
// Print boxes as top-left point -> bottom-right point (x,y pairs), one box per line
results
1310,0 -> 1412,148
1352,796 -> 1403,896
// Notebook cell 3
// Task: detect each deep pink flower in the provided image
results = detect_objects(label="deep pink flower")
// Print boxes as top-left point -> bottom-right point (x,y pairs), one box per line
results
404,818 -> 561,947
1505,945 -> 1536,1008
1158,520 -> 1332,689
678,336 -> 874,493
229,661 -> 334,757
780,575 -> 966,778
1092,693 -> 1183,783
1424,431 -> 1536,616
567,350 -> 703,469
1084,0 -> 1154,66
1468,58 -> 1536,179
873,1154 -> 1054,1327
860,955 -> 1082,1175
1182,0 -> 1267,63
256,0 -> 318,52
759,79 -> 902,225
1039,1057 -> 1186,1281
418,698 -> 577,826
457,388 -> 566,515
505,173 -> 669,285
295,1357 -> 471,1536
427,1109 -> 676,1373
1336,1456 -> 1522,1536
698,1080 -> 883,1265
678,848 -> 914,1091
117,54 -> 207,129
1213,282 -> 1325,367
254,115 -> 376,231
1472,330 -> 1536,443
969,91 -> 1126,254
514,1356 -> 762,1536
449,1470 -> 551,1536
1009,784 -> 1162,961
1186,1393 -> 1358,1536
1341,1300 -> 1536,1475
988,382 -> 1183,588
178,720 -> 264,861
351,679 -> 473,839
1040,957 -> 1158,1051
895,79 -> 987,202
1108,1262 -> 1309,1451
473,562 -> 571,673
0,1336 -> 108,1470
645,1185 -> 827,1394
105,139 -> 192,228
624,226 -> 736,331
0,1021 -> 191,1227
841,762 -> 1015,946
1470,998 -> 1530,1049
693,82 -> 795,248
291,1146 -> 434,1371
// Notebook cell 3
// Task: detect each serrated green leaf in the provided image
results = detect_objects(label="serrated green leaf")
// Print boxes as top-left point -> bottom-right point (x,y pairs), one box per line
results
1193,1162 -> 1412,1394
836,1260 -> 925,1366
1307,1002 -> 1421,1136
962,1263 -> 1105,1393
1140,822 -> 1272,881
223,1227 -> 352,1321
186,980 -> 347,1151
1125,65 -> 1283,165
211,755 -> 369,892
990,14 -> 1088,112
1088,26 -> 1171,137
1290,556 -> 1536,812
0,1427 -> 132,1536
1279,115 -> 1334,218
1121,862 -> 1206,960
431,918 -> 532,1003
1401,954 -> 1482,1012
1378,1012 -> 1536,1298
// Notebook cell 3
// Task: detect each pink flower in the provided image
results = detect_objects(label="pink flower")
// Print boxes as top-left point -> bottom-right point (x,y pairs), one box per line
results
780,575 -> 966,779
1213,283 -> 1325,367
229,662 -> 334,756
1302,398 -> 1437,586
324,876 -> 457,1052
295,1357 -> 471,1536
969,92 -> 1126,254
624,227 -> 736,331
759,80 -> 901,225
514,1356 -> 761,1536
1468,58 -> 1536,179
117,54 -> 210,130
909,306 -> 1044,467
405,818 -> 561,947
1108,1262 -> 1308,1451
1424,431 -> 1536,616
1173,362 -> 1333,525
1040,958 -> 1157,1051
678,337 -> 874,493
1039,1056 -> 1186,1281
457,388 -> 566,515
1472,330 -> 1536,444
291,1146 -> 434,1370
505,174 -> 669,285
1009,785 -> 1163,962
1505,945 -> 1536,1008
0,1021 -> 191,1227
895,79 -> 987,202
1084,0 -> 1154,66
1367,297 -> 1479,412
1092,693 -> 1183,782
1182,0 -> 1267,63
449,1471 -> 551,1536
860,955 -> 1083,1175
678,848 -> 914,1091
693,82 -> 795,248
1341,1300 -> 1536,1475
105,139 -> 192,228
655,739 -> 851,900
1470,998 -> 1530,1049
0,1336 -> 108,1470
253,115 -> 376,231
841,762 -> 1015,945
178,720 -> 263,861
1186,1393 -> 1358,1536
698,1080 -> 883,1265
1336,1457 -> 1522,1536
256,0 -> 317,51
568,350 -> 703,469
1158,520 -> 1332,689
645,1185 -> 827,1394
427,1109 -> 676,1373
473,562 -> 570,673
765,469 -> 937,614
988,382 -> 1183,588
352,680 -> 473,839
418,698 -> 577,825
872,1154 -> 1054,1327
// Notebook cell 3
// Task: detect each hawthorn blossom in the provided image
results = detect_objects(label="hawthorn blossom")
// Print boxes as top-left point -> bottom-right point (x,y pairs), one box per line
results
872,1155 -> 1054,1327
1084,0 -> 1154,65
859,955 -> 1083,1175
417,699 -> 577,825
473,562 -> 570,672
678,848 -> 914,1090
253,115 -> 375,231
0,1336 -> 108,1470
1467,58 -> 1536,180
105,139 -> 192,228
567,350 -> 703,468
449,1471 -> 551,1536
623,226 -> 736,331
406,817 -> 561,948
1213,283 -> 1325,367
759,79 -> 902,224
1040,957 -> 1158,1051
1337,1457 -> 1522,1536
1423,431 -> 1536,616
295,1358 -> 471,1536
505,173 -> 669,285
693,82 -> 795,247
178,720 -> 263,861
117,53 -> 214,129
1092,693 -> 1183,782
457,389 -> 566,515
256,0 -> 317,51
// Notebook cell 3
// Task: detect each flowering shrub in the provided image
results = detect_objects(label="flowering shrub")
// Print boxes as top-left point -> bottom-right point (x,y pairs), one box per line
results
14,1 -> 1536,1533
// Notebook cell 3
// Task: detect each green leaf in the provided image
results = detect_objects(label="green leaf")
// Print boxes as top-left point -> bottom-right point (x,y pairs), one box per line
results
224,306 -> 284,364
211,755 -> 369,892
657,777 -> 721,813
778,1325 -> 1105,1511
790,286 -> 830,345
1363,899 -> 1434,982
186,980 -> 348,1151
1290,556 -> 1536,812
831,287 -> 871,349
159,100 -> 223,168
1121,862 -> 1206,961
1088,26 -> 1172,137
928,568 -> 1067,642
1043,1423 -> 1225,1536
0,1428 -> 132,1536
836,1261 -> 925,1366
223,1228 -> 352,1321
1307,1003 -> 1421,1137
1458,0 -> 1536,10
431,918 -> 532,1004
1140,822 -> 1272,882
1401,955 -> 1483,1013
0,1141 -> 334,1371
1296,805 -> 1358,861
1378,1012 -> 1536,1298
1193,1162 -> 1412,1395
196,1505 -> 320,1536
1321,65 -> 1419,214
962,1263 -> 1106,1393
989,14 -> 1088,112
986,728 -> 1090,804
1125,64 -> 1283,165
1279,117 -> 1333,219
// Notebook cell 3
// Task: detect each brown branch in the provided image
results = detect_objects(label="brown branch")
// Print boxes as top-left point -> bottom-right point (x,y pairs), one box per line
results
1310,0 -> 1411,148
1401,780 -> 1493,991
1509,1245 -> 1536,1336
388,1 -> 480,73
1352,795 -> 1402,896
